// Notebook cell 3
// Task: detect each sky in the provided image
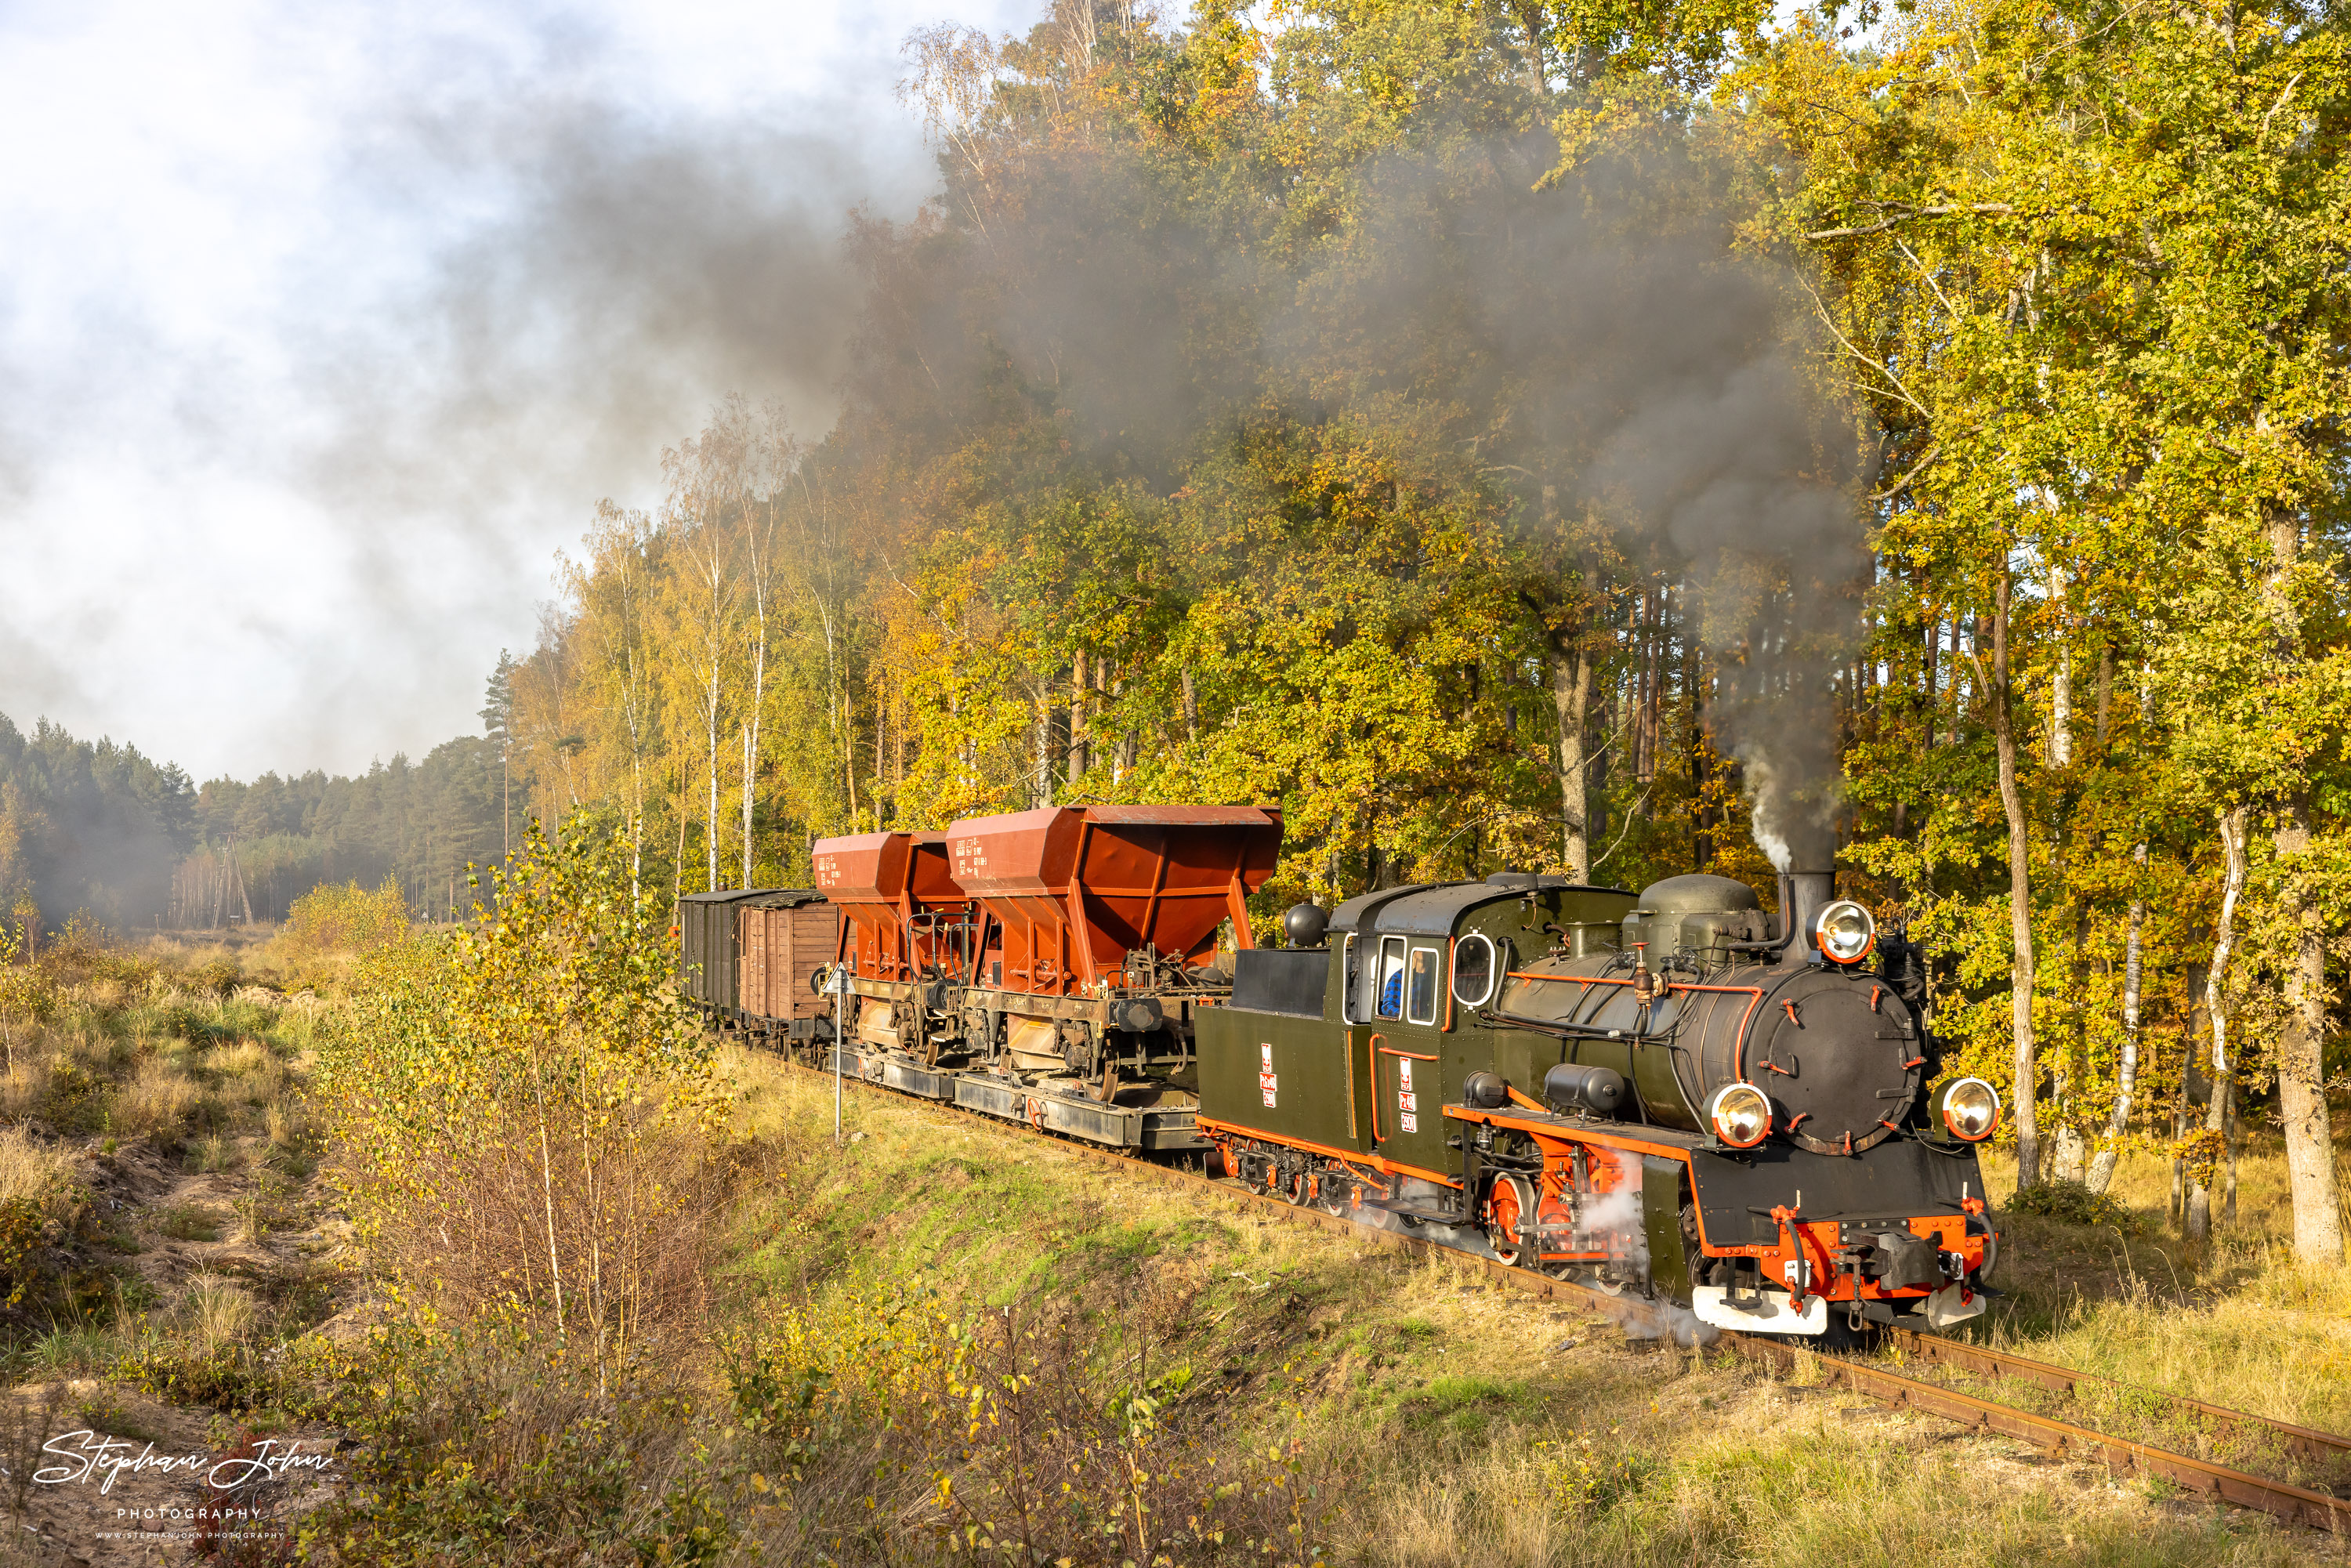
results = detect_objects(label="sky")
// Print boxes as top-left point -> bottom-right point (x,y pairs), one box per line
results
0,0 -> 1032,784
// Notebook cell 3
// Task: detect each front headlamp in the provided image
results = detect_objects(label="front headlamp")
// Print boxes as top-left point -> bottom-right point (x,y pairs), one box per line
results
1704,1082 -> 1773,1149
1814,900 -> 1877,965
1933,1077 -> 2001,1143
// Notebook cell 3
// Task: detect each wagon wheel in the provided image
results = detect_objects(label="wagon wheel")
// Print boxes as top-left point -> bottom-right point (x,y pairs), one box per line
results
1486,1175 -> 1539,1269
1313,1173 -> 1349,1215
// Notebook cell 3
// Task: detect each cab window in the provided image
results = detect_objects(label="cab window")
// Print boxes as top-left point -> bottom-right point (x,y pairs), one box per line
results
1452,932 -> 1497,1008
1375,936 -> 1407,1019
1406,946 -> 1441,1025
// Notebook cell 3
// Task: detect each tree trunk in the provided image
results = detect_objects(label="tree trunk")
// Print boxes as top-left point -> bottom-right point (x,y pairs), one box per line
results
2049,572 -> 2072,768
2274,794 -> 2345,1263
2186,806 -> 2249,1245
2087,843 -> 2145,1196
1992,569 -> 2041,1190
2259,497 -> 2344,1263
1070,650 -> 1090,780
2172,963 -> 2206,1229
1549,646 -> 1591,879
2094,643 -> 2113,748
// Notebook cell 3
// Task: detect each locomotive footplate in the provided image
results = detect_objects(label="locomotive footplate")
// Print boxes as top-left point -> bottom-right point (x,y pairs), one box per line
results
826,1045 -> 1206,1153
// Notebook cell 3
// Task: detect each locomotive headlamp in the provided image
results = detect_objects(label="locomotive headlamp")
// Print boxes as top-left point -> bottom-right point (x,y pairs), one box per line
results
1704,1082 -> 1773,1150
1813,900 -> 1877,965
1933,1077 -> 2001,1143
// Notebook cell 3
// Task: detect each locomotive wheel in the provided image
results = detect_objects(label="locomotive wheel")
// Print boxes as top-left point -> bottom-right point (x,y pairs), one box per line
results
1281,1169 -> 1309,1206
1486,1175 -> 1539,1269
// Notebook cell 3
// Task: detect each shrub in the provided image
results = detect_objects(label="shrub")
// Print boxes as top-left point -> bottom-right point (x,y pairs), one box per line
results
2009,1179 -> 2143,1231
720,1280 -> 1329,1566
278,880 -> 409,964
317,819 -> 737,1369
0,924 -> 57,1061
0,1127 -> 78,1305
38,1059 -> 110,1134
299,1319 -> 740,1568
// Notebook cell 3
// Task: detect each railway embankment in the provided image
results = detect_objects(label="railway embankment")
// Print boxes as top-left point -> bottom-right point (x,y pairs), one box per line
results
706,1051 -> 2340,1566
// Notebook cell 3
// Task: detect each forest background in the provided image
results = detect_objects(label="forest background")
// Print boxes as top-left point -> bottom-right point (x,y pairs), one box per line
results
3,0 -> 2346,1254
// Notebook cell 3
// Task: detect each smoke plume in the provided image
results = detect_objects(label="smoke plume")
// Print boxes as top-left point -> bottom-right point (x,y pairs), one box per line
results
942,132 -> 1869,867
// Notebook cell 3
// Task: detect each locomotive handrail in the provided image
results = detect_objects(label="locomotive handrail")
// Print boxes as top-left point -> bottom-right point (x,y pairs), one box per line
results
1476,1006 -> 1666,1046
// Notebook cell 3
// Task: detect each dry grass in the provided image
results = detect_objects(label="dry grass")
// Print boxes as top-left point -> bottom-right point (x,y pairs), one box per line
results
0,1127 -> 74,1225
185,1135 -> 236,1175
180,1275 -> 257,1355
112,1059 -> 200,1142
0,1059 -> 46,1122
717,1053 -> 2341,1566
1961,1131 -> 2351,1434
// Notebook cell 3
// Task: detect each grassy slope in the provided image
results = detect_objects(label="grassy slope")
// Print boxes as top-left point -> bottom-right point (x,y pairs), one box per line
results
1970,1144 -> 2351,1445
0,933 -> 346,1565
726,1050 -> 2336,1567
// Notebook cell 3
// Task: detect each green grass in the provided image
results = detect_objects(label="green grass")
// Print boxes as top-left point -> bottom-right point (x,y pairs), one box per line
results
156,1204 -> 223,1243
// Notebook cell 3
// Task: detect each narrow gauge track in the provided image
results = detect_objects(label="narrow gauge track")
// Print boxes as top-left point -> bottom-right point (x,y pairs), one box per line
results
780,1052 -> 2351,1534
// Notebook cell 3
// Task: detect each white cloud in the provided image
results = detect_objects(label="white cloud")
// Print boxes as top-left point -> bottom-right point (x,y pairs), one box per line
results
0,0 -> 1032,779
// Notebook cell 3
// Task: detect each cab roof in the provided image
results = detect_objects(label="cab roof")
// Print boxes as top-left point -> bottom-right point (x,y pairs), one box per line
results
1329,877 -> 1632,938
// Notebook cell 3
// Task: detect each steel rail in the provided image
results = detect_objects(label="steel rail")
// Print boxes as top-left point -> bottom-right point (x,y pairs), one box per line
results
777,1050 -> 2351,1534
1877,1326 -> 2351,1472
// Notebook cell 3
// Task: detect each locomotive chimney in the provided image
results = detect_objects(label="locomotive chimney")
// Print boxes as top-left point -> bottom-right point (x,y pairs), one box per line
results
1780,871 -> 1835,960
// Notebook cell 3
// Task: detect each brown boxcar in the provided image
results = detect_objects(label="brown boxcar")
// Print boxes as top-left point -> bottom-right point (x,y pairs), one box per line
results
736,889 -> 842,1044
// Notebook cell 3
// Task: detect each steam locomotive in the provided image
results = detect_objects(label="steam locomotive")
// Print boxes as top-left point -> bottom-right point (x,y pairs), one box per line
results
679,810 -> 2002,1338
1199,868 -> 2001,1338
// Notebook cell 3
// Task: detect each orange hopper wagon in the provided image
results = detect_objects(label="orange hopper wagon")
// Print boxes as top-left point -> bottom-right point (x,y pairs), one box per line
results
944,804 -> 1282,1088
813,831 -> 978,1062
